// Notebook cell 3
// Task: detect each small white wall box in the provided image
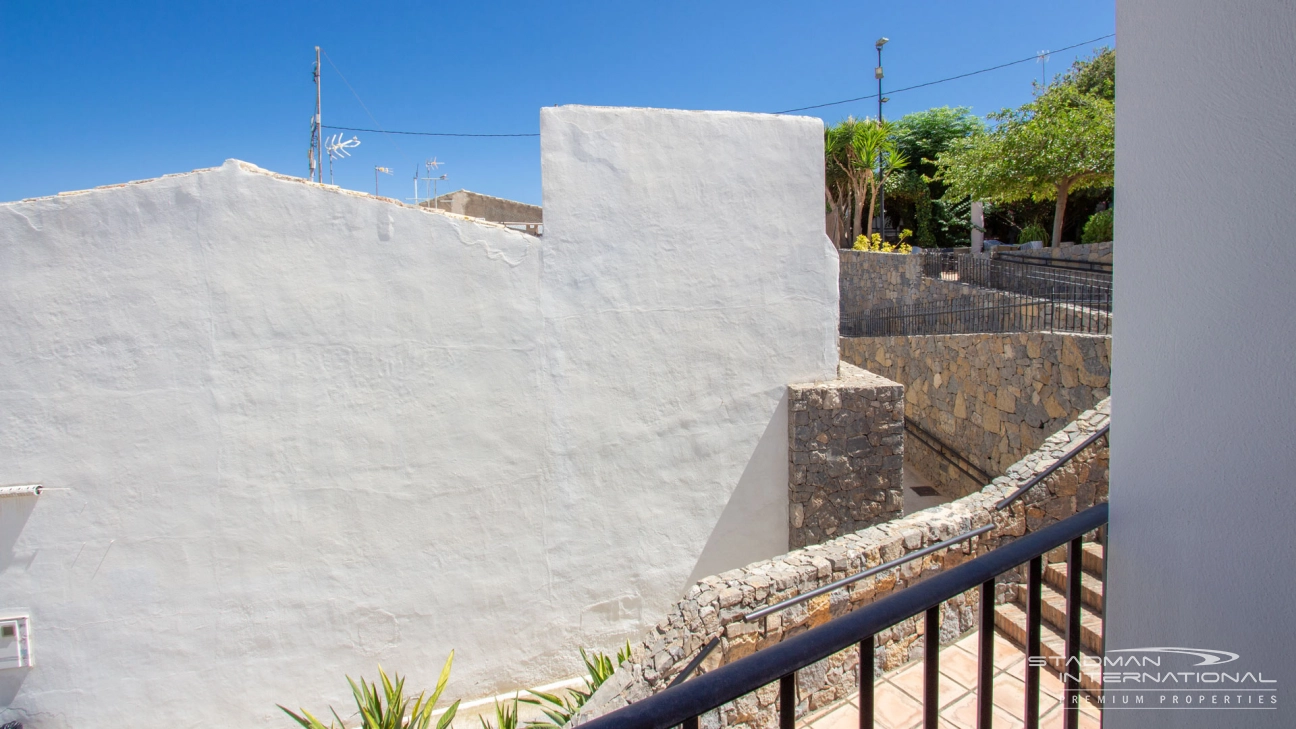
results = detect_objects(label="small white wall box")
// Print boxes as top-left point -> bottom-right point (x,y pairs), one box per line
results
0,615 -> 32,669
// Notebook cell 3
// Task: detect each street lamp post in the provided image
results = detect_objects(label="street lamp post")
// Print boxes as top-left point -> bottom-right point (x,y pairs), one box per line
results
875,37 -> 889,240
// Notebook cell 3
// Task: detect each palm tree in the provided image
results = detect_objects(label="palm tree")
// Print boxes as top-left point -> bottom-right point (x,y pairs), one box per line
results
824,118 -> 908,245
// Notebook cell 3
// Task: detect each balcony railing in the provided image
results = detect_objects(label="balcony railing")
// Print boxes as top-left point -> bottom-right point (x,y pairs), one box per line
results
580,425 -> 1110,729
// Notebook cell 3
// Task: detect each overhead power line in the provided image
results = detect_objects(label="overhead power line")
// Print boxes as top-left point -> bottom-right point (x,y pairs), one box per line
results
772,33 -> 1115,114
322,125 -> 539,138
319,33 -> 1114,138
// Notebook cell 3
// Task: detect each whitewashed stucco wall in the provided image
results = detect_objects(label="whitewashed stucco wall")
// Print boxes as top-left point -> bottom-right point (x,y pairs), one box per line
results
0,105 -> 837,728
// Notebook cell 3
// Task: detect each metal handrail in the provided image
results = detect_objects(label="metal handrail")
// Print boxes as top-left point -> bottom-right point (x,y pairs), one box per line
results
742,523 -> 995,622
577,503 -> 1109,729
904,420 -> 992,486
667,636 -> 721,688
995,424 -> 1110,510
663,422 -> 1109,691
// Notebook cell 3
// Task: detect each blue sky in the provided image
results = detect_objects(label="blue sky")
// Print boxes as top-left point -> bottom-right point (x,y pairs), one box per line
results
0,1 -> 1113,205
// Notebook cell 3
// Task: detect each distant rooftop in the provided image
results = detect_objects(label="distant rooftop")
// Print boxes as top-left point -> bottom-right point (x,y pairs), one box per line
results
419,189 -> 542,228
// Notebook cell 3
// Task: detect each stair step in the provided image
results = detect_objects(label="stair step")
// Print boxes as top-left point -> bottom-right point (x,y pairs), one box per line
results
1043,562 -> 1104,611
1082,542 -> 1105,577
1034,584 -> 1104,654
994,603 -> 1103,699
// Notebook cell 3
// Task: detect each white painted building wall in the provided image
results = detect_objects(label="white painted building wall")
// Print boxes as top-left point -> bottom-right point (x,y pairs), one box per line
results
1109,2 -> 1296,727
0,106 -> 837,728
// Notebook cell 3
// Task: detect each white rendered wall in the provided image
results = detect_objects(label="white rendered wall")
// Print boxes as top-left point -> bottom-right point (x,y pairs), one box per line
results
1108,2 -> 1296,727
0,106 -> 837,728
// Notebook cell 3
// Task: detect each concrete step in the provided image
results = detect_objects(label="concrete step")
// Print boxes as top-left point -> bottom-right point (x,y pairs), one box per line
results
995,602 -> 1103,700
1082,542 -> 1105,578
1044,562 -> 1104,612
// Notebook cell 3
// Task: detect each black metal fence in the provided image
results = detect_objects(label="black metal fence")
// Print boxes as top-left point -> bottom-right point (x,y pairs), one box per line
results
923,251 -> 1112,300
842,290 -> 1111,337
842,250 -> 1112,337
995,251 -> 1112,274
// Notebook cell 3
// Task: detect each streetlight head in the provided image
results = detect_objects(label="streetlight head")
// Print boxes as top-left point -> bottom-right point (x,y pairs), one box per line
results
881,97 -> 891,103
875,37 -> 889,49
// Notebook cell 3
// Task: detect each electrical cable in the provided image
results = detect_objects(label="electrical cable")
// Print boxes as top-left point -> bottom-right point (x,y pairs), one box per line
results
322,125 -> 539,138
772,33 -> 1114,114
319,33 -> 1114,138
321,49 -> 413,162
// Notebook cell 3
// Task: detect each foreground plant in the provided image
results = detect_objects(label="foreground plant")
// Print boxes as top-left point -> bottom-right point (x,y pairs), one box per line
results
480,694 -> 522,729
524,643 -> 631,728
279,652 -> 460,729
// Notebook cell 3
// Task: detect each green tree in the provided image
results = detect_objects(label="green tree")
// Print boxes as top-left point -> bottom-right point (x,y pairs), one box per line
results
825,117 -> 908,245
884,107 -> 983,246
935,71 -> 1114,247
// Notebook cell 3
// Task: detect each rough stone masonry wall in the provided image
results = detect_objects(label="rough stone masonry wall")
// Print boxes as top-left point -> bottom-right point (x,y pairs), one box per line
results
789,363 -> 904,549
576,400 -> 1109,728
841,333 -> 1110,498
838,249 -> 1017,325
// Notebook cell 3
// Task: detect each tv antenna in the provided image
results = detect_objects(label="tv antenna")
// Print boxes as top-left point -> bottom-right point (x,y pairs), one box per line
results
1037,50 -> 1051,90
419,158 -> 448,207
374,166 -> 393,196
324,134 -> 360,184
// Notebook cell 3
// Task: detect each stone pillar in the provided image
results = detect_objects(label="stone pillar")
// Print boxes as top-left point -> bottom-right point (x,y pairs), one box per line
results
788,362 -> 905,548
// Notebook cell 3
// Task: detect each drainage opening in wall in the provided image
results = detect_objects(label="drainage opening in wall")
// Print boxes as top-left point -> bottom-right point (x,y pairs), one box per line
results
910,485 -> 941,497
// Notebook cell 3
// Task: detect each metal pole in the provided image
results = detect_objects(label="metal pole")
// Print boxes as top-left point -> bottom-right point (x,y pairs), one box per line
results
876,43 -> 886,240
315,47 -> 322,183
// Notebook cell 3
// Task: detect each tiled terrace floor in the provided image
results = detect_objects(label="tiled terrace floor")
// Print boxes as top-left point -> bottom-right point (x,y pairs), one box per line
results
800,629 -> 1101,729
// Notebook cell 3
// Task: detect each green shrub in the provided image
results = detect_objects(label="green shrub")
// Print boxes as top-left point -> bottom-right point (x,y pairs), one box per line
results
1081,209 -> 1113,244
852,229 -> 914,254
279,654 -> 459,729
1018,223 -> 1049,246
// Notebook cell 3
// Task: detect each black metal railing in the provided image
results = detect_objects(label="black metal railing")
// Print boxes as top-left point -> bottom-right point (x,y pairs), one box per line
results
842,289 -> 1111,337
994,251 -> 1112,274
583,426 -> 1110,729
581,505 -> 1107,729
923,252 -> 1112,300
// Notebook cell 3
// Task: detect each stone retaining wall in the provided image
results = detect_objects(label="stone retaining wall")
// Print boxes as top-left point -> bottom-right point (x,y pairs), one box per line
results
576,400 -> 1109,728
838,250 -> 1012,326
788,363 -> 904,548
841,333 -> 1110,497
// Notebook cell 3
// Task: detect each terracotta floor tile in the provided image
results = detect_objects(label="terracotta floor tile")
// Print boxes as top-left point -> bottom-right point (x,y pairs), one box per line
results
940,645 -> 983,690
938,691 -> 1030,729
1038,667 -> 1065,700
994,634 -> 1026,672
1038,703 -> 1064,729
890,659 -> 970,709
803,700 -> 859,729
992,673 -> 1028,720
873,680 -> 924,729
954,630 -> 982,655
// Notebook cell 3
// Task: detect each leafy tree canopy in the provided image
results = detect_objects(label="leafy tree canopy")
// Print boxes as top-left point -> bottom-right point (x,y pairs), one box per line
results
1056,46 -> 1115,101
933,48 -> 1115,245
890,107 -> 984,180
